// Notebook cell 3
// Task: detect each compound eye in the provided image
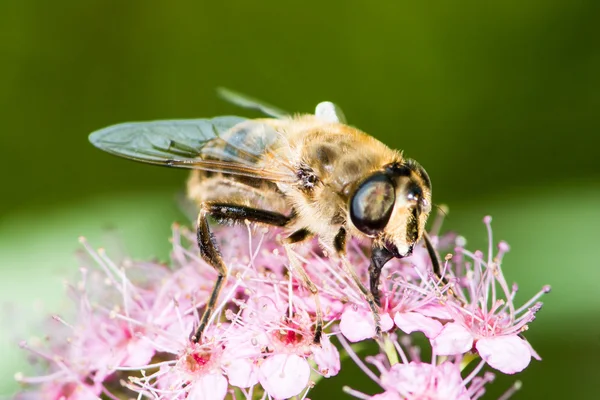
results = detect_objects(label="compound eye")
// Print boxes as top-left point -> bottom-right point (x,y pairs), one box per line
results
350,173 -> 396,236
406,183 -> 423,202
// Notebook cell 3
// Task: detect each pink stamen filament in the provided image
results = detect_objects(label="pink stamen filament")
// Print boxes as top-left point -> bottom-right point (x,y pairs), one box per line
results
468,372 -> 496,399
392,338 -> 410,365
337,333 -> 383,387
498,380 -> 522,400
515,287 -> 550,315
15,370 -> 68,384
464,358 -> 486,385
342,386 -> 371,400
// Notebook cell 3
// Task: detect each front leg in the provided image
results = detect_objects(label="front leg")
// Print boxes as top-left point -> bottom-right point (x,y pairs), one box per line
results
423,232 -> 463,302
423,232 -> 442,279
192,203 -> 289,343
368,246 -> 394,307
335,228 -> 384,336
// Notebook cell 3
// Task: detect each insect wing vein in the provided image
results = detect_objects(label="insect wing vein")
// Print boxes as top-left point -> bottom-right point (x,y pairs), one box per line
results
89,116 -> 295,182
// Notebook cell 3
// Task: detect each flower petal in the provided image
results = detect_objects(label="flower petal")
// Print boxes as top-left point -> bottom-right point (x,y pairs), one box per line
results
431,322 -> 473,355
394,311 -> 443,338
381,361 -> 470,399
295,293 -> 345,320
123,339 -> 156,367
418,303 -> 453,320
244,295 -> 284,324
340,308 -> 376,342
311,335 -> 340,377
258,354 -> 310,399
381,312 -> 394,332
476,335 -> 532,374
226,358 -> 258,388
436,362 -> 471,400
382,362 -> 432,394
187,373 -> 228,400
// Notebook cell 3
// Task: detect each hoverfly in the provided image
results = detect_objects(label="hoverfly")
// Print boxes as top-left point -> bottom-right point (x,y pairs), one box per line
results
89,89 -> 433,344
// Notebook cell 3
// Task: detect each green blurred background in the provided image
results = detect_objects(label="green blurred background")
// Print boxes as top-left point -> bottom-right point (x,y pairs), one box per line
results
1,0 -> 599,398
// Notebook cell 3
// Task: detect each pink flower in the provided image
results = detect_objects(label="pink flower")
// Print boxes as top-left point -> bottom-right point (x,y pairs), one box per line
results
386,256 -> 454,340
164,340 -> 230,400
15,224 -> 348,399
187,373 -> 228,400
394,311 -> 443,339
13,373 -> 103,400
430,217 -> 550,374
431,322 -> 474,355
341,334 -> 499,400
13,213 -> 546,398
340,306 -> 394,342
311,334 -> 341,377
227,283 -> 340,397
258,354 -> 310,399
338,239 -> 453,343
381,361 -> 471,400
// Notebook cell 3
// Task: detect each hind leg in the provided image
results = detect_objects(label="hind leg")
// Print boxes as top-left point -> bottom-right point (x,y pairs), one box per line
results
192,203 -> 289,343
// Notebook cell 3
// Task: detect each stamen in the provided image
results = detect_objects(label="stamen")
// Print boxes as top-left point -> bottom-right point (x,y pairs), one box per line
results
468,372 -> 496,398
483,216 -> 494,265
51,314 -> 74,330
392,337 -> 410,365
514,286 -> 551,315
337,333 -> 383,387
498,380 -> 522,400
464,358 -> 486,385
343,386 -> 371,400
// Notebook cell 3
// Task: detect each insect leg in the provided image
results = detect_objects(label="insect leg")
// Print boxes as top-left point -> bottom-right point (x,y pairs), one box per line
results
192,203 -> 289,343
423,232 -> 442,278
368,246 -> 394,307
282,243 -> 324,344
423,232 -> 462,301
283,228 -> 325,344
335,227 -> 384,336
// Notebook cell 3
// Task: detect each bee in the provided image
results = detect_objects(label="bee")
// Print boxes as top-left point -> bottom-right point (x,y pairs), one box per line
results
89,89 -> 433,344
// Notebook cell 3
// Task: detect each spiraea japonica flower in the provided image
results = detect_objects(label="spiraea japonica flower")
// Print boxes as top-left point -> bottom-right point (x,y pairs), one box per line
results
342,333 -> 522,400
429,217 -> 550,374
13,216 -> 549,399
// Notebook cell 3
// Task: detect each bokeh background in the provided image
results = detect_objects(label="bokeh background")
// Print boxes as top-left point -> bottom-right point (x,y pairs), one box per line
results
1,0 -> 599,398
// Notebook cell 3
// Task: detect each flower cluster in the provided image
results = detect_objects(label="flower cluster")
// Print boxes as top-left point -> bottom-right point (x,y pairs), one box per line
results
13,216 -> 549,399
341,333 -> 517,400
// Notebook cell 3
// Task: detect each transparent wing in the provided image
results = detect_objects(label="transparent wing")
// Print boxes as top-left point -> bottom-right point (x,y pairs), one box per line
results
217,87 -> 289,118
89,116 -> 295,182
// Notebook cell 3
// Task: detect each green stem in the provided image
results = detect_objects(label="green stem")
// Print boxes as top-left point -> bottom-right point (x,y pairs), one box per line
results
459,352 -> 479,371
382,335 -> 399,365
